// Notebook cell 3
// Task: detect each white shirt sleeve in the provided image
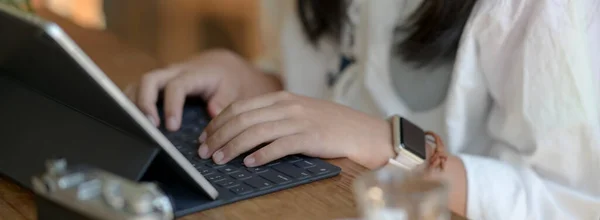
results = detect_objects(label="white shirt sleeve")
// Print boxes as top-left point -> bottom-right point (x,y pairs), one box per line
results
457,1 -> 600,219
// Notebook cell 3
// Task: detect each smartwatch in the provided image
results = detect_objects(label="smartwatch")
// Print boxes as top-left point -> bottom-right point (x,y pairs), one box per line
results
389,115 -> 427,168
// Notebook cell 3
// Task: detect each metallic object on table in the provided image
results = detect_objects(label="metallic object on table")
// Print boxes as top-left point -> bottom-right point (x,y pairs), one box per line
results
31,158 -> 174,220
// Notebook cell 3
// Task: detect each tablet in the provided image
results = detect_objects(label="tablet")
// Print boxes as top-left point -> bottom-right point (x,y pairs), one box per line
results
0,5 -> 219,199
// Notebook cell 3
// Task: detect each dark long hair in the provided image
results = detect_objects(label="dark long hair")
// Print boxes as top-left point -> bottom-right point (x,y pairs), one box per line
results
297,0 -> 477,67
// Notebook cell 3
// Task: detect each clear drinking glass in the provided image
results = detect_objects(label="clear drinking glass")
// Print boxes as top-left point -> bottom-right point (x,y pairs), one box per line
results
353,165 -> 450,220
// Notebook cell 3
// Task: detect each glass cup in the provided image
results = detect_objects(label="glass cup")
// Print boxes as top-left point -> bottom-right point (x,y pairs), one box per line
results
353,165 -> 450,220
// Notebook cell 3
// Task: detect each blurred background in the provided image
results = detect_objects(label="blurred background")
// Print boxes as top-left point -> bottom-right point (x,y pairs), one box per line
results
25,0 -> 281,68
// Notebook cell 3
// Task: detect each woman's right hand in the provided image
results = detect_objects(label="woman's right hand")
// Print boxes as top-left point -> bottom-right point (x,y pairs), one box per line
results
125,49 -> 282,131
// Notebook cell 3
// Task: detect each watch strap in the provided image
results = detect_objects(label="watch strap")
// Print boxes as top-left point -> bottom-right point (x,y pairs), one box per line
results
424,131 -> 449,172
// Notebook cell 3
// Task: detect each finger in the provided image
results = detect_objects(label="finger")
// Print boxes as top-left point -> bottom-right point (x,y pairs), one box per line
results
426,143 -> 434,159
136,67 -> 183,126
126,84 -> 159,126
425,131 -> 443,147
203,91 -> 294,137
200,104 -> 295,158
206,83 -> 239,117
162,72 -> 210,131
243,134 -> 306,167
124,83 -> 137,102
424,131 -> 439,158
208,119 -> 304,164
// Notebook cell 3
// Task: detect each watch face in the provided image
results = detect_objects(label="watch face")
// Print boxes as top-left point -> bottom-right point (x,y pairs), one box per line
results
400,118 -> 426,160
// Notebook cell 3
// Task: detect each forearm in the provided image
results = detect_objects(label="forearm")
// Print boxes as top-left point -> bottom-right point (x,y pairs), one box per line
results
347,118 -> 396,169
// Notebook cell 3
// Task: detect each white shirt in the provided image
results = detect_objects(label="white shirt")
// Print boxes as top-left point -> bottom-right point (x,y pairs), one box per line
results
258,0 -> 600,219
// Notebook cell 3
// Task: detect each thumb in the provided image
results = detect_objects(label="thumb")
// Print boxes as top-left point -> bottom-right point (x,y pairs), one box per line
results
207,85 -> 238,117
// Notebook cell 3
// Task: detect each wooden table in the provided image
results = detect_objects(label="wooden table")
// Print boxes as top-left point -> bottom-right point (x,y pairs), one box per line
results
0,9 -> 462,220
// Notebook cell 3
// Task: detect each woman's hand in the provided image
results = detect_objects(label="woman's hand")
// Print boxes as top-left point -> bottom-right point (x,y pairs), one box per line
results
198,91 -> 396,169
125,49 -> 282,131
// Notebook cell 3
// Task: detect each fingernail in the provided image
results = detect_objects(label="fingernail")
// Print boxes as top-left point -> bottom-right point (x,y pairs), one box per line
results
146,115 -> 157,126
198,144 -> 208,158
244,156 -> 255,166
199,132 -> 206,143
167,116 -> 178,130
213,151 -> 224,163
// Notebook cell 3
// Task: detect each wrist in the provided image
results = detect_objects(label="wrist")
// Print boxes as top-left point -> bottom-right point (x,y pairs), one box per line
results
242,71 -> 283,98
261,72 -> 283,92
348,118 -> 396,170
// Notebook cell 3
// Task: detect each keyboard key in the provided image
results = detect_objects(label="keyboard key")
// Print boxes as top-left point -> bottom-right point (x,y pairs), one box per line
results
179,134 -> 193,141
173,139 -> 184,144
265,161 -> 281,167
198,167 -> 214,175
182,150 -> 196,157
182,111 -> 200,122
259,171 -> 291,184
180,150 -> 190,156
293,160 -> 316,168
307,167 -> 330,175
244,177 -> 273,189
174,144 -> 184,150
230,184 -> 253,195
231,160 -> 246,167
205,173 -> 225,182
231,170 -> 253,180
273,163 -> 311,180
284,155 -> 303,163
181,126 -> 200,135
217,179 -> 239,188
206,161 -> 225,168
191,156 -> 206,163
247,167 -> 269,173
218,165 -> 239,174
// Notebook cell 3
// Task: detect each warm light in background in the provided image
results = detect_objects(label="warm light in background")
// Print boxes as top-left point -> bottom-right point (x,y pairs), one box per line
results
34,0 -> 105,29
26,0 -> 267,67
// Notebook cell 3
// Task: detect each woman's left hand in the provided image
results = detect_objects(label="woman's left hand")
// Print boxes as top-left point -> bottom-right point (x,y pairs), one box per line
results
197,91 -> 395,169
